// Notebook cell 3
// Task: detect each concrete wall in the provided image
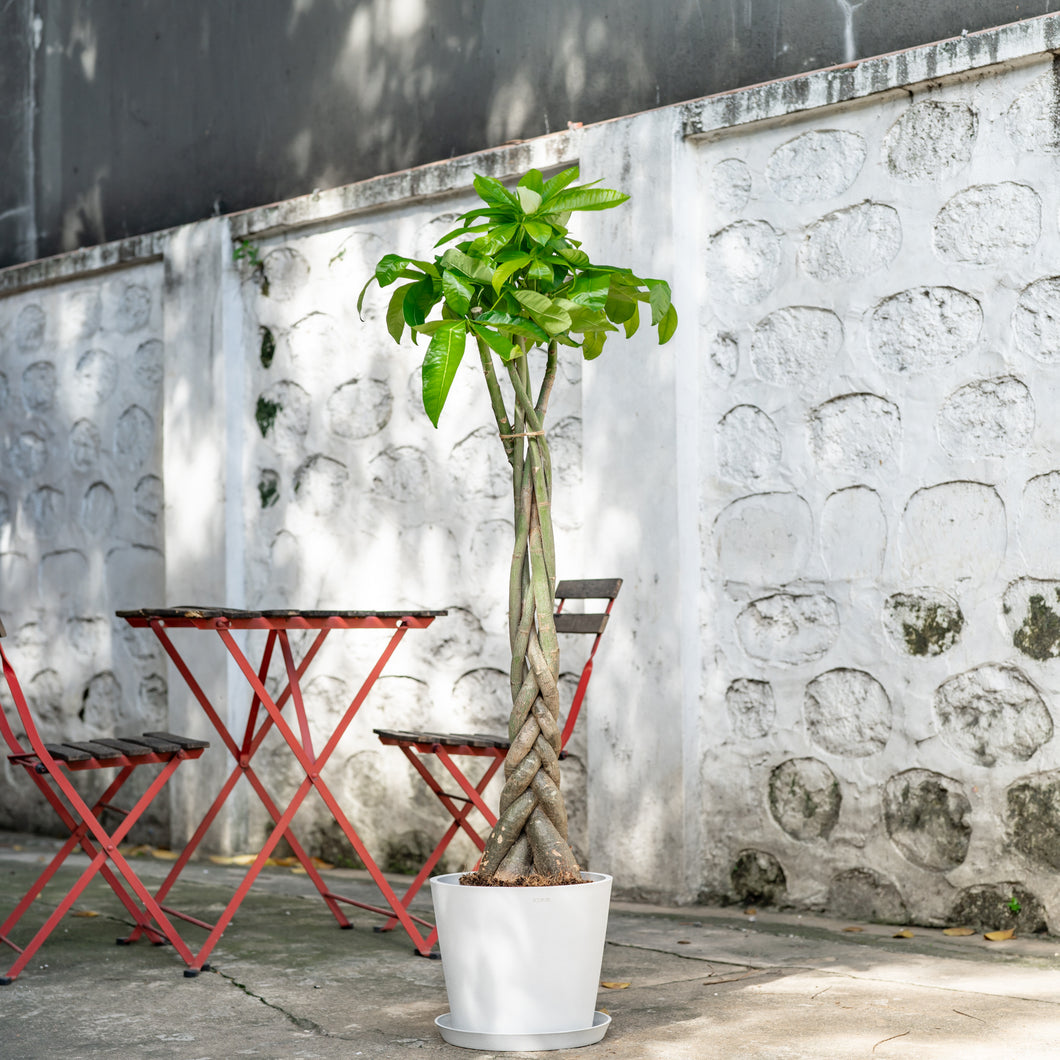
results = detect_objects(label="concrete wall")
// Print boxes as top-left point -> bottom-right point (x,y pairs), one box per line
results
5,2 -> 1060,269
3,15 -> 1060,931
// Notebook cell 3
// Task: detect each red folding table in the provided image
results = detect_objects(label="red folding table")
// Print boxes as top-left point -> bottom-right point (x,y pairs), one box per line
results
116,606 -> 445,972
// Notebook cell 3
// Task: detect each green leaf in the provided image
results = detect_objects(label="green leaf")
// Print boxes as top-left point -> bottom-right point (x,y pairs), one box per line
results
472,222 -> 519,256
386,283 -> 414,342
646,279 -> 672,325
513,290 -> 572,336
516,185 -> 543,215
356,274 -> 375,317
471,322 -> 518,362
605,282 -> 638,324
542,166 -> 580,199
477,310 -> 550,345
658,302 -> 678,344
442,269 -> 475,315
523,219 -> 553,245
412,319 -> 452,337
623,306 -> 641,339
375,254 -> 412,286
492,254 -> 532,294
403,275 -> 438,327
421,321 -> 467,427
546,187 -> 630,213
473,173 -> 518,209
440,247 -> 494,284
528,259 -> 554,284
582,330 -> 605,360
518,169 -> 545,194
568,272 -> 610,310
555,298 -> 615,333
557,246 -> 590,269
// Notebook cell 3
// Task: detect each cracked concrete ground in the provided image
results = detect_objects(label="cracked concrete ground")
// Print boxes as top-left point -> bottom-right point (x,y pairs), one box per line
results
1,830 -> 1059,1058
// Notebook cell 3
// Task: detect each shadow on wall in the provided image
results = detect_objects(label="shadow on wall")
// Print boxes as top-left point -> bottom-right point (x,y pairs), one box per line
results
11,0 -> 887,268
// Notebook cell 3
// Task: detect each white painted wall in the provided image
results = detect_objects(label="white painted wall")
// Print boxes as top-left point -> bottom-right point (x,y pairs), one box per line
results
4,16 -> 1060,931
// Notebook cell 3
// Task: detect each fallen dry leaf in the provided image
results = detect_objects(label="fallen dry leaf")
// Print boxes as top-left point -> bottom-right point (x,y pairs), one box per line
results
943,927 -> 975,937
600,982 -> 630,990
893,929 -> 914,938
984,929 -> 1015,941
71,909 -> 100,918
842,926 -> 863,933
677,940 -> 691,945
208,854 -> 270,866
149,848 -> 179,860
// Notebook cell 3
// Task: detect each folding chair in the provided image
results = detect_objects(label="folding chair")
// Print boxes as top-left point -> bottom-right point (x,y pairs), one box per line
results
374,577 -> 621,954
0,617 -> 210,983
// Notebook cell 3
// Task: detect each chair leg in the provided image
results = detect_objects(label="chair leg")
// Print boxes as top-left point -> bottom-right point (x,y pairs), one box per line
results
0,756 -> 202,982
376,747 -> 503,939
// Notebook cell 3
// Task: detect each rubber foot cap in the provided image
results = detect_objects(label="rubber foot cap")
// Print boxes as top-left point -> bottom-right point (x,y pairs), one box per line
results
183,968 -> 201,978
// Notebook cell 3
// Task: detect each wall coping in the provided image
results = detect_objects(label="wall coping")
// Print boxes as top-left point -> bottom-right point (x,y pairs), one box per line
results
681,11 -> 1060,139
5,12 -> 1060,293
0,133 -> 579,295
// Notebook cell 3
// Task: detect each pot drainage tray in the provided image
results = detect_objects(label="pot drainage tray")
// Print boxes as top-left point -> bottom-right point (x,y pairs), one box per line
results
435,1010 -> 611,1050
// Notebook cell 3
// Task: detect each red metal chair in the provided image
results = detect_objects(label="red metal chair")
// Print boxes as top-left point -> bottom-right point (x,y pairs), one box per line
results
0,617 -> 210,983
374,577 -> 621,954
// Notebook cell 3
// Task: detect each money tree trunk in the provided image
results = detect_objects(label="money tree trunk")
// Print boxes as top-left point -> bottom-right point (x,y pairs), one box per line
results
473,339 -> 580,882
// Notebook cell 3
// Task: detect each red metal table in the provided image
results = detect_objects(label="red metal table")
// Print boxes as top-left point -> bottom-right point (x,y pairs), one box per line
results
116,606 -> 445,971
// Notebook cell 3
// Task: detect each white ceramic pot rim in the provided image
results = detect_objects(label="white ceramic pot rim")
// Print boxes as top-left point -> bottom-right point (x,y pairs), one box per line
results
431,870 -> 610,888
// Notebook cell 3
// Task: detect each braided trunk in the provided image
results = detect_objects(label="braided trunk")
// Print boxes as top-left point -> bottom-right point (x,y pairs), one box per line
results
472,337 -> 581,883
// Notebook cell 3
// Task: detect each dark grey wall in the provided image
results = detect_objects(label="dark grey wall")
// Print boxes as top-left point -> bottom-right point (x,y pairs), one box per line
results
1,0 -> 1056,269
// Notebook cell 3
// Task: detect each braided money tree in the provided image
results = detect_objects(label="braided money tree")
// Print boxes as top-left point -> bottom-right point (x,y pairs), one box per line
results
360,166 -> 676,884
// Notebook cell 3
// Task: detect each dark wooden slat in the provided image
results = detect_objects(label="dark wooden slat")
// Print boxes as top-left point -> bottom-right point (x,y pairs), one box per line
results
91,738 -> 156,758
555,578 -> 622,600
143,731 -> 210,750
375,728 -> 508,751
43,743 -> 95,763
0,616 -> 6,637
116,607 -> 447,620
121,733 -> 183,753
56,741 -> 127,759
554,612 -> 609,635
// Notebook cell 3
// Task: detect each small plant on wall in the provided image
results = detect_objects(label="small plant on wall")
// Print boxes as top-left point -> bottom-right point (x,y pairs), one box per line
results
360,165 -> 675,884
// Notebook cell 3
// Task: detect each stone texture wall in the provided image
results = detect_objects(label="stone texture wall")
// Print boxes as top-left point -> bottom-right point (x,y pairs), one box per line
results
0,266 -> 169,840
695,53 -> 1060,931
4,16 -> 1060,929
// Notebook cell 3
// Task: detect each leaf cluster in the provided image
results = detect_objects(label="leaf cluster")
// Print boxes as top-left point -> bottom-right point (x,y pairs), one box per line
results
359,166 -> 677,425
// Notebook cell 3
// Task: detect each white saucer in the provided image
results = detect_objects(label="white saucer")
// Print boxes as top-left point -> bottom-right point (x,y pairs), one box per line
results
435,1010 -> 611,1050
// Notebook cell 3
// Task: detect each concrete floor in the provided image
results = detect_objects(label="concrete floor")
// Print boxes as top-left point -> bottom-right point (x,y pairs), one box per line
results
1,830 -> 1058,1059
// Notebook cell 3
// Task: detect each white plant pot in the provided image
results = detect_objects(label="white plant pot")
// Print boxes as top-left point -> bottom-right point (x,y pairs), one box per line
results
430,871 -> 613,1051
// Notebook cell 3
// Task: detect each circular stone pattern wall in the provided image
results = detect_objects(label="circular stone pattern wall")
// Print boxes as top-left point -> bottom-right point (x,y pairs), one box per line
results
766,129 -> 866,203
1006,770 -> 1060,871
883,590 -> 963,657
750,306 -> 843,387
803,668 -> 891,757
868,287 -> 981,373
934,664 -> 1053,767
736,593 -> 840,665
882,100 -> 978,182
809,393 -> 900,476
768,757 -> 841,841
725,678 -> 776,739
800,201 -> 901,282
1012,277 -> 1060,364
932,183 -> 1040,264
883,768 -> 971,870
936,376 -> 1033,457
707,221 -> 781,305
